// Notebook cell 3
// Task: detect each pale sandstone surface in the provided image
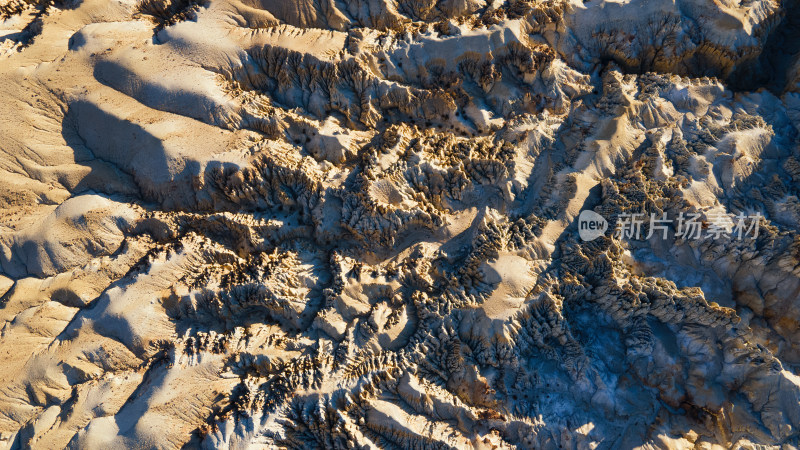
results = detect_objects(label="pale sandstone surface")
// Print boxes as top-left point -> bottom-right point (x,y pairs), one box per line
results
0,0 -> 799,448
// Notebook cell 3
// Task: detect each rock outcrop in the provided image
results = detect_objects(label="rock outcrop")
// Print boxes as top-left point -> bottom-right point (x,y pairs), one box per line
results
0,0 -> 799,448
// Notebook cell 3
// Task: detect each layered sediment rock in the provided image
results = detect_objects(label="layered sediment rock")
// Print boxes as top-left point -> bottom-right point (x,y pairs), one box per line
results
0,0 -> 799,448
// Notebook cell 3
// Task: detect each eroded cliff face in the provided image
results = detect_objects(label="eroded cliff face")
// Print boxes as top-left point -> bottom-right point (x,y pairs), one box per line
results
0,0 -> 799,448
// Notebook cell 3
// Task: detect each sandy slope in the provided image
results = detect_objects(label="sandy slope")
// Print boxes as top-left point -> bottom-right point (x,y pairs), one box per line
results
0,0 -> 799,448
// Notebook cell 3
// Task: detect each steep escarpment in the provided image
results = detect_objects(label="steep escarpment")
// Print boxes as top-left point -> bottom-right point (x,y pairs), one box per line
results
729,0 -> 800,93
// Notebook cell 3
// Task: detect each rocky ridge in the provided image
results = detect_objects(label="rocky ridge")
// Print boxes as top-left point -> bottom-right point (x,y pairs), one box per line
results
0,0 -> 799,448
